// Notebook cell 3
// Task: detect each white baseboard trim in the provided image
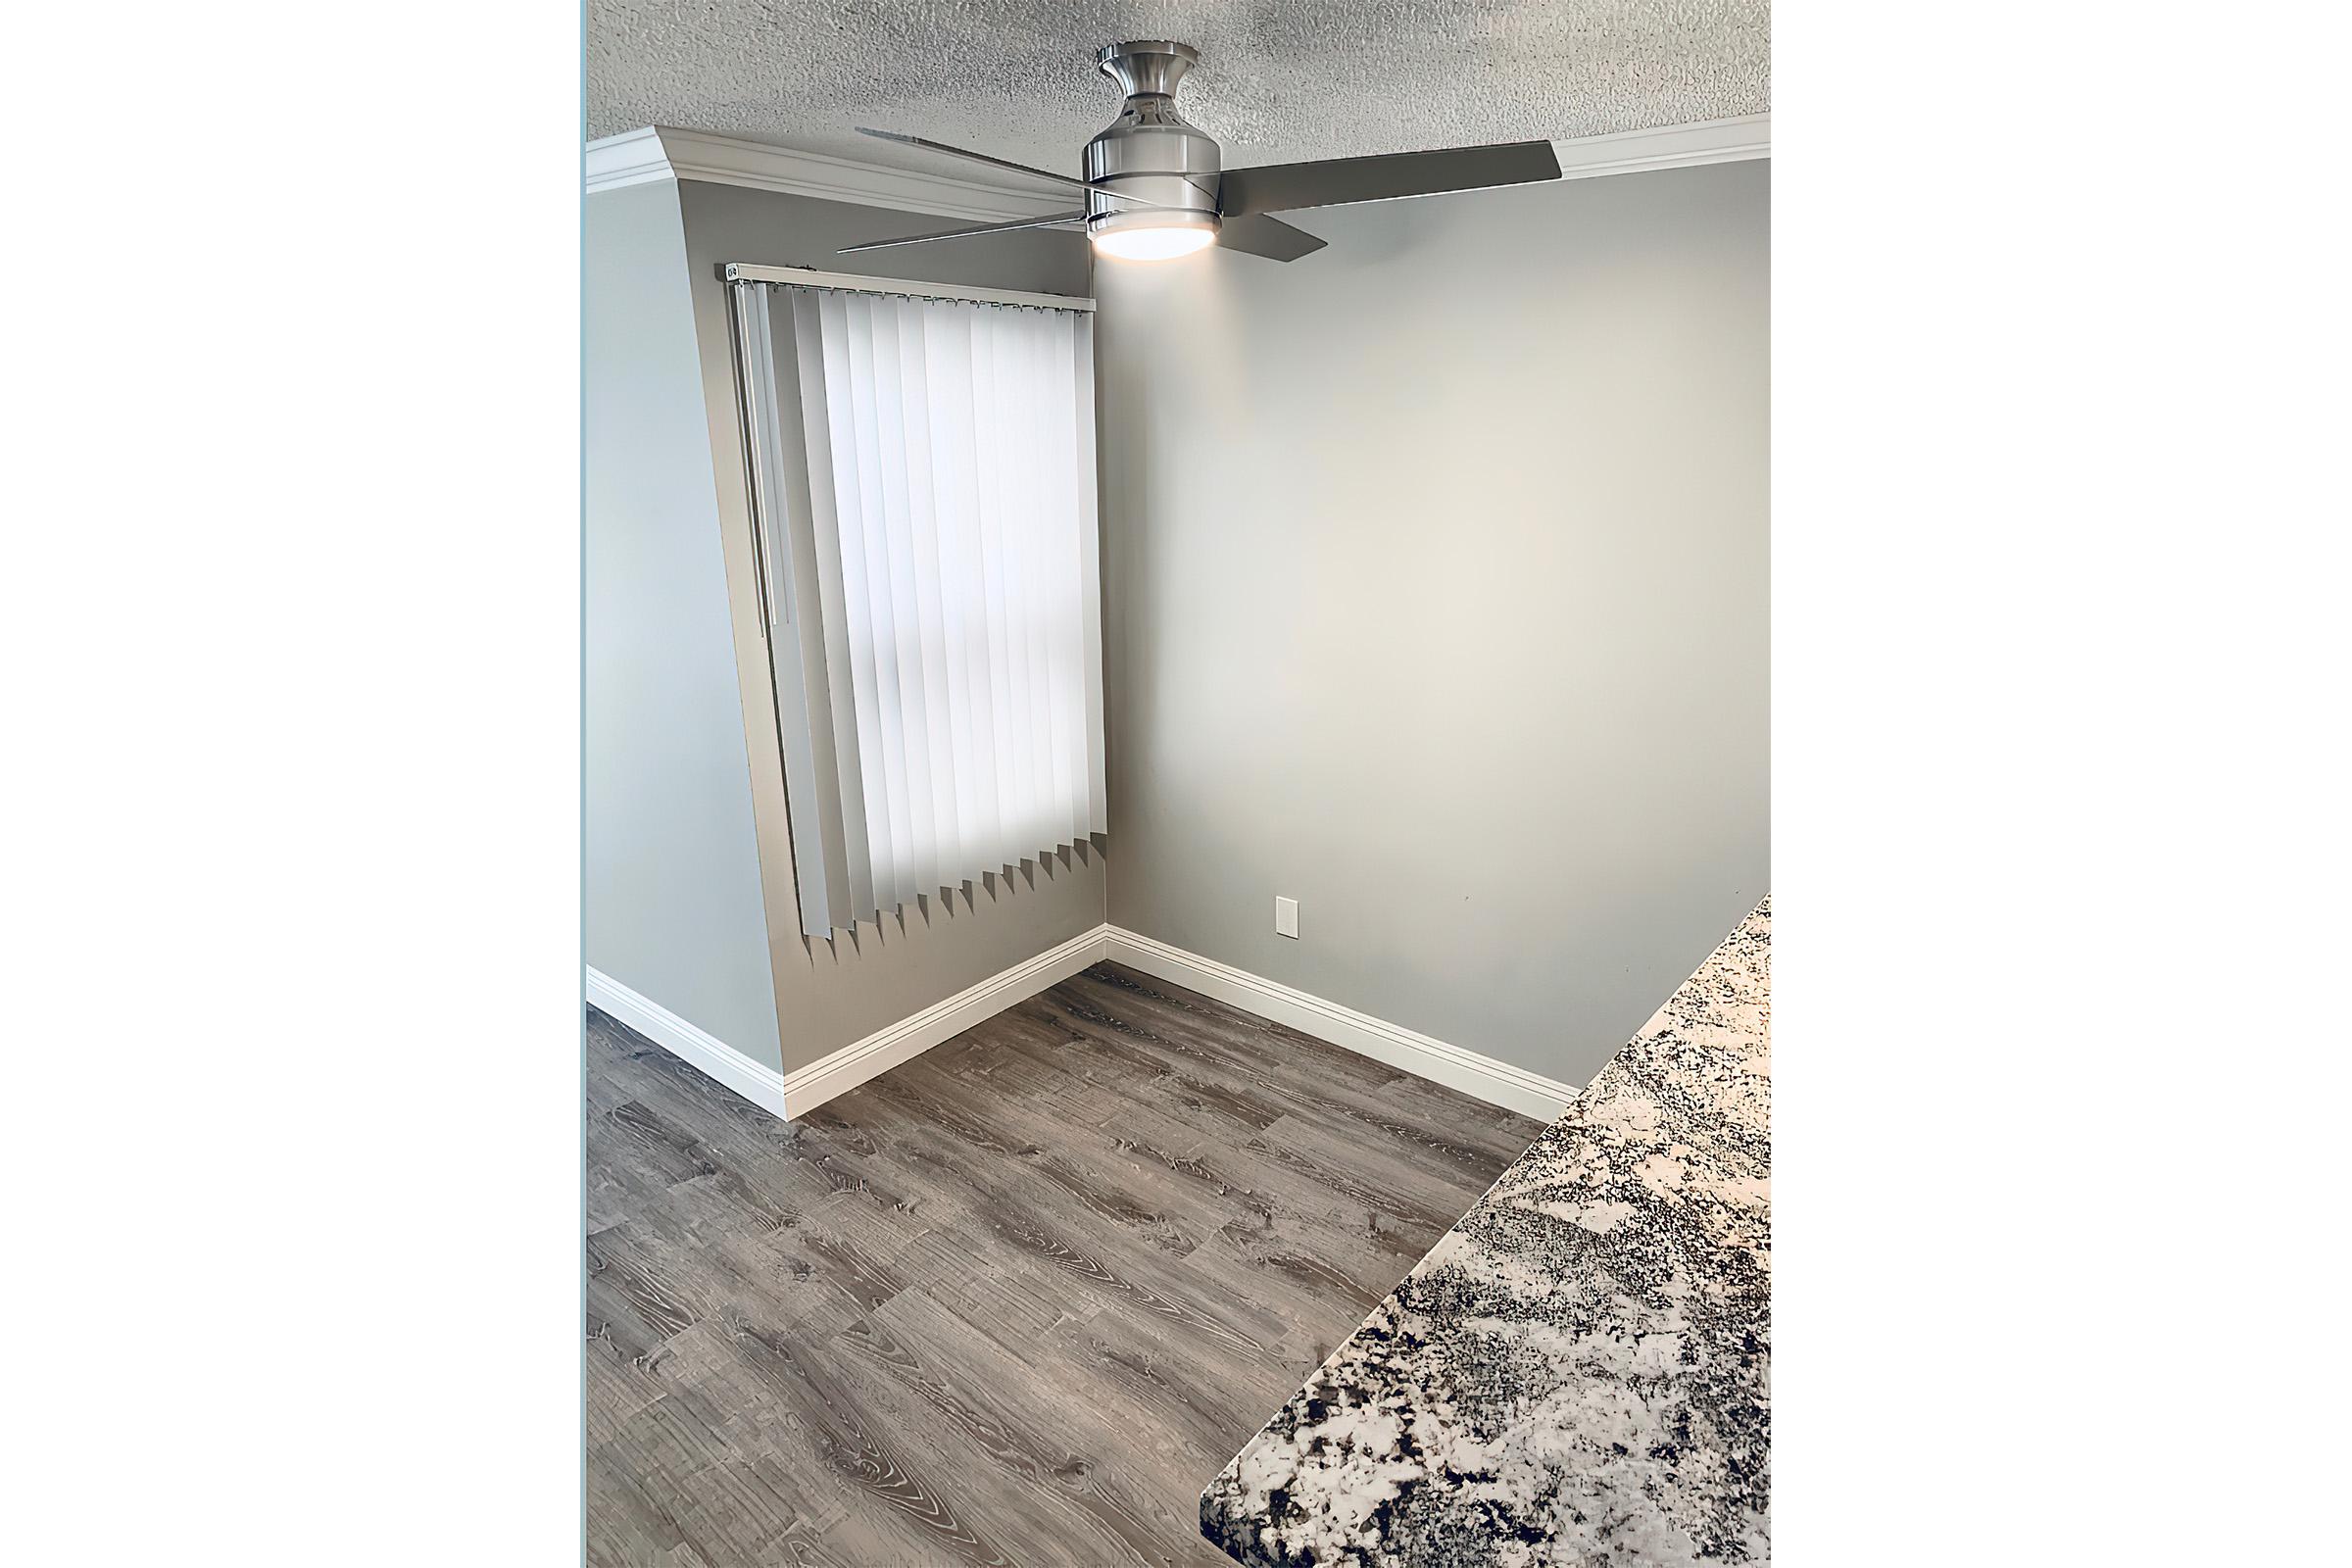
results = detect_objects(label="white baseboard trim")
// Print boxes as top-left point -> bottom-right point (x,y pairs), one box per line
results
590,920 -> 1574,1125
1098,928 -> 1578,1121
586,967 -> 794,1119
587,925 -> 1111,1122
773,925 -> 1108,1117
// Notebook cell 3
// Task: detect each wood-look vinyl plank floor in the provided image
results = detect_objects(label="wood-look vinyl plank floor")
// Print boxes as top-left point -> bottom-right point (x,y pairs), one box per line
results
586,960 -> 1542,1568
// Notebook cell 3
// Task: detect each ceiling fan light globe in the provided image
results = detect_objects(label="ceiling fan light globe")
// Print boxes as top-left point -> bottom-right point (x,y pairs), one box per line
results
1091,221 -> 1218,262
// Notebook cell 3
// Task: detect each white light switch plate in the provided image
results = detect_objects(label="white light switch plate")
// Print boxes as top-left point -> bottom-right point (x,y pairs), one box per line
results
1274,896 -> 1299,939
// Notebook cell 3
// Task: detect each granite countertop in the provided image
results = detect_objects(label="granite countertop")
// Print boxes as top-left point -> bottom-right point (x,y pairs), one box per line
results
1200,898 -> 1771,1567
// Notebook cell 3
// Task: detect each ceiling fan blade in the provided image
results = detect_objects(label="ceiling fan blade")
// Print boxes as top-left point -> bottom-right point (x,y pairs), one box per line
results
1219,139 -> 1562,217
857,126 -> 1092,194
1215,214 -> 1327,262
856,126 -> 1181,210
838,211 -> 1087,255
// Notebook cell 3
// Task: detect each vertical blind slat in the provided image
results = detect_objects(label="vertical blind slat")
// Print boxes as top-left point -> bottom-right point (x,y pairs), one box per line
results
788,289 -> 871,925
896,298 -> 961,892
924,306 -> 991,880
969,311 -> 1021,877
865,299 -> 932,902
1071,312 -> 1108,834
742,284 -> 844,935
843,295 -> 894,915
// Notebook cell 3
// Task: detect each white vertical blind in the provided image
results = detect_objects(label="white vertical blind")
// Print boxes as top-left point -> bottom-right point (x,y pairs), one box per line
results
734,277 -> 1105,938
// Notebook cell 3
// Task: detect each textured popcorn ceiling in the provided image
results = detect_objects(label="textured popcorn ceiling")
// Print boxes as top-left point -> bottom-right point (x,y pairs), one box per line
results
587,1 -> 1769,174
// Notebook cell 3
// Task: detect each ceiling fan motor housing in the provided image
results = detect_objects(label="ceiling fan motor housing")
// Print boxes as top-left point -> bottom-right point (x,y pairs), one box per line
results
1085,41 -> 1220,244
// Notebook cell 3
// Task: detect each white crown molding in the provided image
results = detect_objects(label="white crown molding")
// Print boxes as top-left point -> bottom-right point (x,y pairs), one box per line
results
1099,928 -> 1580,1121
585,125 -> 1073,222
585,114 -> 1767,220
1549,114 -> 1771,180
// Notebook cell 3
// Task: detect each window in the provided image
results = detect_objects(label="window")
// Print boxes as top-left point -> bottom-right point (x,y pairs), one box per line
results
731,270 -> 1105,938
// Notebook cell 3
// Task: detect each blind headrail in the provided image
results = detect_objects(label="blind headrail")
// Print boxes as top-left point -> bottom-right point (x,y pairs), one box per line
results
720,263 -> 1096,314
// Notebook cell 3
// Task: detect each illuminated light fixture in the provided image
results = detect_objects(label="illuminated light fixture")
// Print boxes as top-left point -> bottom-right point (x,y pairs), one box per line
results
1089,215 -> 1219,261
1078,44 -> 1222,263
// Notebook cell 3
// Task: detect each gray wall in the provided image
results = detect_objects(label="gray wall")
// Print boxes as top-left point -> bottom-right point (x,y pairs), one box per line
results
1096,160 -> 1770,1091
669,180 -> 1108,1073
585,180 -> 783,1063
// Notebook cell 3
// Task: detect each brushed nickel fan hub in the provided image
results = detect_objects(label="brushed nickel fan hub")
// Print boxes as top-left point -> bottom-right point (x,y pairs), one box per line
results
1095,39 -> 1198,98
1084,40 -> 1220,243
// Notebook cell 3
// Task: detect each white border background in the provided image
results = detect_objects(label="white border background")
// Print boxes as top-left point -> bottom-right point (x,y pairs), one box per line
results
1774,3 -> 2346,1558
5,2 -> 2345,1561
8,3 -> 580,1561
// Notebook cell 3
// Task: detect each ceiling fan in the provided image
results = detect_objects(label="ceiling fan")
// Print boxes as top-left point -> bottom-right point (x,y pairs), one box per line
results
843,39 -> 1563,264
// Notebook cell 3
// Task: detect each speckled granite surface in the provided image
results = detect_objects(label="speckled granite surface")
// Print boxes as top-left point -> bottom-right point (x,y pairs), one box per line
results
1200,898 -> 1771,1567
